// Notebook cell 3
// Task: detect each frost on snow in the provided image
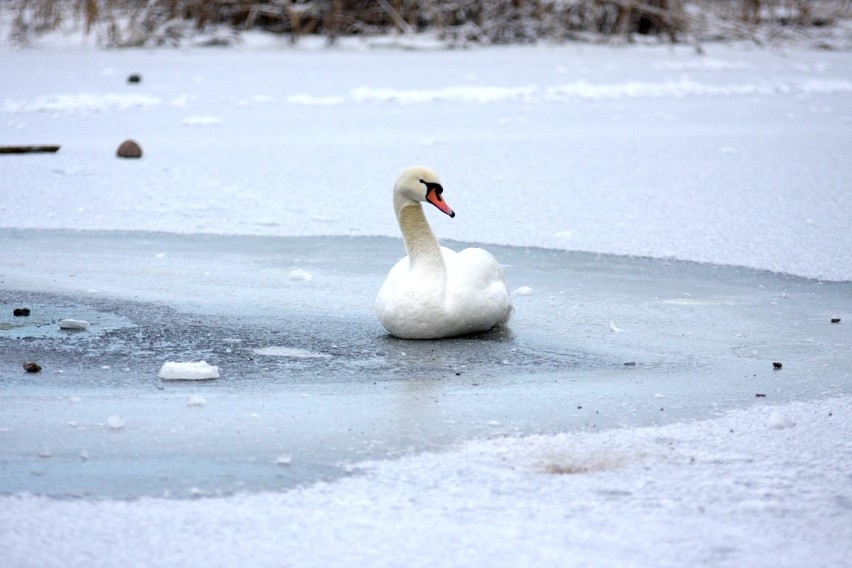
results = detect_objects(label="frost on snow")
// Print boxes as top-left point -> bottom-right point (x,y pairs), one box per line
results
158,361 -> 220,381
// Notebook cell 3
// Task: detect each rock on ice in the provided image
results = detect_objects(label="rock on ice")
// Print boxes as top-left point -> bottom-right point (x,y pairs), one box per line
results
59,319 -> 89,330
158,361 -> 220,381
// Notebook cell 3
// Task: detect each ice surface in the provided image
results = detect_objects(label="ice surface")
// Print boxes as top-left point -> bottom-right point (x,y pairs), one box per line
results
0,44 -> 850,280
1,39 -> 851,567
158,361 -> 221,381
253,346 -> 332,358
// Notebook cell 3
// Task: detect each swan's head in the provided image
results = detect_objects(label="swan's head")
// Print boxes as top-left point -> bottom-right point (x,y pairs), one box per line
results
394,166 -> 455,218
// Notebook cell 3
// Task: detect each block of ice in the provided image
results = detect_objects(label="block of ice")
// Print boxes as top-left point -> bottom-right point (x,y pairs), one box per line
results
59,319 -> 89,330
158,361 -> 220,381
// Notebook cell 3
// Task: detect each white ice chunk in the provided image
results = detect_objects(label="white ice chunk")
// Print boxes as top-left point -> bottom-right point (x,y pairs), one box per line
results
158,361 -> 220,381
59,319 -> 89,330
609,322 -> 625,333
288,268 -> 313,281
187,396 -> 207,407
767,411 -> 796,430
513,286 -> 534,296
272,454 -> 293,465
107,415 -> 124,430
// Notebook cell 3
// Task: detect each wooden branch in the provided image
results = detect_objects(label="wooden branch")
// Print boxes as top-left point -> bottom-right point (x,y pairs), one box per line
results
0,145 -> 61,154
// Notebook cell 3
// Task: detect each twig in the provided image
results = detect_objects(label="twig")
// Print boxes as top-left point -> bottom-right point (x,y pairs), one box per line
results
0,145 -> 61,154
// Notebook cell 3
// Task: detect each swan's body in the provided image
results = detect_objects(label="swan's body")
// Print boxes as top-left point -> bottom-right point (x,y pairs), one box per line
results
376,166 -> 513,339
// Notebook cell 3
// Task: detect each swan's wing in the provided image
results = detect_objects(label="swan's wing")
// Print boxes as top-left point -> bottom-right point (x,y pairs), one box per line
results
445,247 -> 513,326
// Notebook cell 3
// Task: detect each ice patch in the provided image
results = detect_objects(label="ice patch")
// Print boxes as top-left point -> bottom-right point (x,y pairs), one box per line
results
287,79 -> 852,107
158,361 -> 220,381
253,347 -> 332,359
655,59 -> 750,71
182,116 -> 221,126
286,94 -> 346,106
351,85 -> 538,104
2,93 -> 162,114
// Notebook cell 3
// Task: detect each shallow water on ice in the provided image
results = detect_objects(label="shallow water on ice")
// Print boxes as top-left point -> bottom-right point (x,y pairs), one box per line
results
0,230 -> 849,498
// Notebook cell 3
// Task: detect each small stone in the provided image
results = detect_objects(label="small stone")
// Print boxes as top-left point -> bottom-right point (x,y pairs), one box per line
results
755,393 -> 767,398
13,308 -> 31,317
831,317 -> 841,323
23,362 -> 42,373
116,139 -> 143,159
772,362 -> 783,370
127,73 -> 141,84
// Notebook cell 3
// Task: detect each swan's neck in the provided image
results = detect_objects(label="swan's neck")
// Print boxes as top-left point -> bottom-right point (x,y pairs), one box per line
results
398,204 -> 445,273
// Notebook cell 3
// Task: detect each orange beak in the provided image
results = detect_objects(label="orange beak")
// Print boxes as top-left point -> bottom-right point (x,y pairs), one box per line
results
426,187 -> 455,218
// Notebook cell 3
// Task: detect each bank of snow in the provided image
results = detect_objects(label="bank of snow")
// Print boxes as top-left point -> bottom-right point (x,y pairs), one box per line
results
1,396 -> 850,567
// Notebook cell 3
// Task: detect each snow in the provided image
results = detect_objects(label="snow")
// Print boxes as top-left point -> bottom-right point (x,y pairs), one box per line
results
1,396 -> 849,567
1,43 -> 850,280
158,361 -> 220,381
0,38 -> 851,567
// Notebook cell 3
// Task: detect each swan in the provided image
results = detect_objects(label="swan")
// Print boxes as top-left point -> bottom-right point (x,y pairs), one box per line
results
376,166 -> 513,339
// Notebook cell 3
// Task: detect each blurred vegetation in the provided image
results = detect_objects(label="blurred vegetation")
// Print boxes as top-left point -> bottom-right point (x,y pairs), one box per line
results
3,0 -> 850,47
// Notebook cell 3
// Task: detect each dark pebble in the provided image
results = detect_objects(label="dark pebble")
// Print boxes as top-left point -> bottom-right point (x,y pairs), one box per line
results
772,362 -> 783,370
623,361 -> 636,366
127,73 -> 141,84
831,318 -> 841,323
116,139 -> 143,159
755,393 -> 767,398
23,362 -> 42,373
13,308 -> 31,317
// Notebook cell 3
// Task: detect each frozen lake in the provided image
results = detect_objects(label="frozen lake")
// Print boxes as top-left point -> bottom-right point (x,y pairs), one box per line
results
1,229 -> 849,498
1,39 -> 851,566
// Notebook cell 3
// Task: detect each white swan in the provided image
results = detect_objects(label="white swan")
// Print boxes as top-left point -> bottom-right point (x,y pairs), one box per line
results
376,166 -> 513,339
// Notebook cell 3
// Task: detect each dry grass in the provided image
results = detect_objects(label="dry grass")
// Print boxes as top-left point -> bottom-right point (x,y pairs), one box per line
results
3,0 -> 850,47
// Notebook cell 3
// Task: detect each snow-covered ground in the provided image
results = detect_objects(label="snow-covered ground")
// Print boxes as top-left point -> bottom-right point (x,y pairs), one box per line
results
1,37 -> 851,567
